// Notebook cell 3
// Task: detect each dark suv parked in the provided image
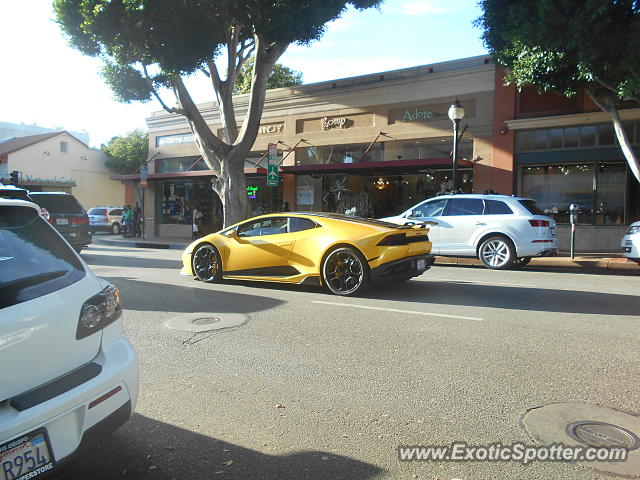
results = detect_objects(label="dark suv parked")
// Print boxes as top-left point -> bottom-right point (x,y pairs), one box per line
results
29,192 -> 92,252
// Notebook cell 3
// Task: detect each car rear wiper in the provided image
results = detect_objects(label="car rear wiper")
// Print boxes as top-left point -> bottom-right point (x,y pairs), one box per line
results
0,270 -> 68,293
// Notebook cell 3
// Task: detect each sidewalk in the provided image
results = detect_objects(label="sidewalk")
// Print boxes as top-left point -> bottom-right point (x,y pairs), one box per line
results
91,234 -> 639,274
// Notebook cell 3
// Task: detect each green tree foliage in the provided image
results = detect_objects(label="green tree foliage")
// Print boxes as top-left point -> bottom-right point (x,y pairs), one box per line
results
477,0 -> 640,182
234,58 -> 303,94
101,130 -> 149,175
54,0 -> 382,225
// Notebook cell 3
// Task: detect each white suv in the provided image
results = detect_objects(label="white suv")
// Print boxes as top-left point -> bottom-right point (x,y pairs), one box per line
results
380,194 -> 558,269
621,222 -> 640,264
0,199 -> 138,477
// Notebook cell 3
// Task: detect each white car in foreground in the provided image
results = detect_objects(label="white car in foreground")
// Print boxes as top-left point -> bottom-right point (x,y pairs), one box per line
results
380,194 -> 558,269
0,199 -> 138,479
621,221 -> 640,264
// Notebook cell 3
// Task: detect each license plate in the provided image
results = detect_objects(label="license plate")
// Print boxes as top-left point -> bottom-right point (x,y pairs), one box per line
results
416,258 -> 426,270
56,218 -> 68,225
0,430 -> 55,480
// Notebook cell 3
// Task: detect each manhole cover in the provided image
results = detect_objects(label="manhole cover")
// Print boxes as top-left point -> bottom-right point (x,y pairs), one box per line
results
522,402 -> 640,477
567,421 -> 640,450
191,317 -> 221,326
165,312 -> 248,332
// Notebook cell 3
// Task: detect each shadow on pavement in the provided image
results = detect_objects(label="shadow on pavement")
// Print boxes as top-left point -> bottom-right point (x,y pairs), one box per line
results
52,414 -> 383,480
82,253 -> 182,270
102,276 -> 286,314
363,279 -> 640,316
84,245 -> 148,254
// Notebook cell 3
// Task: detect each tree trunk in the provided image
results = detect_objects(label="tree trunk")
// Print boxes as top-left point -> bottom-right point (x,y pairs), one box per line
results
210,151 -> 249,227
586,89 -> 640,183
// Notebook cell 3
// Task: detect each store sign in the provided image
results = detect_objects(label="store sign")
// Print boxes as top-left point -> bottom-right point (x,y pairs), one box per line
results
267,143 -> 279,187
140,164 -> 148,188
259,124 -> 284,134
247,186 -> 259,199
402,108 -> 434,122
321,116 -> 347,130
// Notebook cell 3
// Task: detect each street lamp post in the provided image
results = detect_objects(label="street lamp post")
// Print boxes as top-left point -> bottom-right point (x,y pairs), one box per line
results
447,99 -> 465,192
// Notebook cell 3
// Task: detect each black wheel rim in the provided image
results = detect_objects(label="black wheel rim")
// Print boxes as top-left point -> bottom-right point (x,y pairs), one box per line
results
324,249 -> 363,294
193,246 -> 218,281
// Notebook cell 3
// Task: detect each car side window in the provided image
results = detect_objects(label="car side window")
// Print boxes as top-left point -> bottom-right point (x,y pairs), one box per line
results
110,209 -> 123,216
289,217 -> 317,233
237,217 -> 288,237
443,198 -> 484,216
484,200 -> 514,215
408,199 -> 447,218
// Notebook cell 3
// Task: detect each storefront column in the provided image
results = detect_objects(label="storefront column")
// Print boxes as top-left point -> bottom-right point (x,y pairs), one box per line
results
282,173 -> 296,210
490,67 -> 516,194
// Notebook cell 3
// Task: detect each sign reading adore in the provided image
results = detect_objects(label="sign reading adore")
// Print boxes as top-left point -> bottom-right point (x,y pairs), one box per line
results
388,100 -> 476,125
402,108 -> 433,121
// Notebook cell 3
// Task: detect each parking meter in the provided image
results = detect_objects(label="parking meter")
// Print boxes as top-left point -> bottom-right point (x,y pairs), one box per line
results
569,204 -> 579,258
569,204 -> 579,224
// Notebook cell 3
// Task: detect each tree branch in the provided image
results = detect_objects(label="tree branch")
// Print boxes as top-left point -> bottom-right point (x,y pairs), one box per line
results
142,65 -> 183,115
232,35 -> 288,156
173,76 -> 226,169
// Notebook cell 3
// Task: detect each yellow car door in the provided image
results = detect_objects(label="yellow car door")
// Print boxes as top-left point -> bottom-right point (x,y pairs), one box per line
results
224,217 -> 295,275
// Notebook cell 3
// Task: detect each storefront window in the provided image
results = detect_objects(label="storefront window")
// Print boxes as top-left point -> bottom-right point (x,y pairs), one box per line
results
521,165 -> 594,224
520,163 -> 627,225
159,180 -> 223,230
296,143 -> 383,166
296,169 -> 472,218
157,156 -> 208,173
595,163 -> 626,225
245,176 -> 283,217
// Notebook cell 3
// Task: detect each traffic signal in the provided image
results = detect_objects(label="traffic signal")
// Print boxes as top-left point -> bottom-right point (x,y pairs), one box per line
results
9,170 -> 19,185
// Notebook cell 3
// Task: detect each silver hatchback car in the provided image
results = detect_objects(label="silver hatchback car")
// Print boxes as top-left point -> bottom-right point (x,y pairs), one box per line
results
88,206 -> 124,234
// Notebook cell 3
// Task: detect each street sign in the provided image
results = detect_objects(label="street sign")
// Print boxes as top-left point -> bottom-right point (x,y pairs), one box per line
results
267,143 -> 279,187
140,164 -> 148,188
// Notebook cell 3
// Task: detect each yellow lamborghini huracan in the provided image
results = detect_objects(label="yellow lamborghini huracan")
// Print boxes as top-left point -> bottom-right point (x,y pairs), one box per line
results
180,212 -> 434,296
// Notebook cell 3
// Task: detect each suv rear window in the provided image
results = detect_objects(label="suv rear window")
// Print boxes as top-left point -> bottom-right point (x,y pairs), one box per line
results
30,194 -> 84,214
518,199 -> 545,215
88,208 -> 107,215
0,206 -> 85,309
484,200 -> 514,215
0,188 -> 31,202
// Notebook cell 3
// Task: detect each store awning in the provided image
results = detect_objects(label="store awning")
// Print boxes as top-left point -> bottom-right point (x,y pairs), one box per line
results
111,167 -> 267,182
279,157 -> 473,175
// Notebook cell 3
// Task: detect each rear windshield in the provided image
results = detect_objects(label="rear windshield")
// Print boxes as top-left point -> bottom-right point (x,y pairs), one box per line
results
30,194 -> 84,214
0,206 -> 85,309
0,189 -> 31,202
88,208 -> 107,215
518,199 -> 545,215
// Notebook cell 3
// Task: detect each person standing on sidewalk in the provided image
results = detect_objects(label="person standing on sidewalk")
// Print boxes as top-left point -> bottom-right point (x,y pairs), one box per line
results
133,202 -> 142,237
123,205 -> 133,238
192,205 -> 204,240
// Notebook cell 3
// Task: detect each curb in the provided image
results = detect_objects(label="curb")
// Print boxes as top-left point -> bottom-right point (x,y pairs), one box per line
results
434,256 -> 640,273
92,237 -> 187,250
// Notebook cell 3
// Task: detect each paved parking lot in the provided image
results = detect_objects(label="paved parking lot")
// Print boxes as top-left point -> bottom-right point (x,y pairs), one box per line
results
54,244 -> 640,479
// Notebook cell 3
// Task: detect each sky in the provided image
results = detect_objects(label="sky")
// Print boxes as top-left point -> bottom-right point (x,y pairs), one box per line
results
0,0 -> 488,148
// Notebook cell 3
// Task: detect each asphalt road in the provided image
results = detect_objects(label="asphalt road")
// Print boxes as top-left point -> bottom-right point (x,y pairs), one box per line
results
53,244 -> 640,480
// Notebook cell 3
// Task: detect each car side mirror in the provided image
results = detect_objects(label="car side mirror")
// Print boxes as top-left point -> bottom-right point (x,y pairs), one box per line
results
411,210 -> 423,218
228,229 -> 238,238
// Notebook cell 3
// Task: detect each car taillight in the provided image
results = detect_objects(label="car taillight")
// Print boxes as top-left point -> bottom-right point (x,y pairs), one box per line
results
529,219 -> 550,227
70,217 -> 89,225
377,234 -> 408,246
77,285 -> 122,339
103,215 -> 109,222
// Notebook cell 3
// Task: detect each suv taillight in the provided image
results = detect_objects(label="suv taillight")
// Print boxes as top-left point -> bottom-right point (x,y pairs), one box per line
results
529,219 -> 550,227
70,217 -> 89,225
77,285 -> 122,339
